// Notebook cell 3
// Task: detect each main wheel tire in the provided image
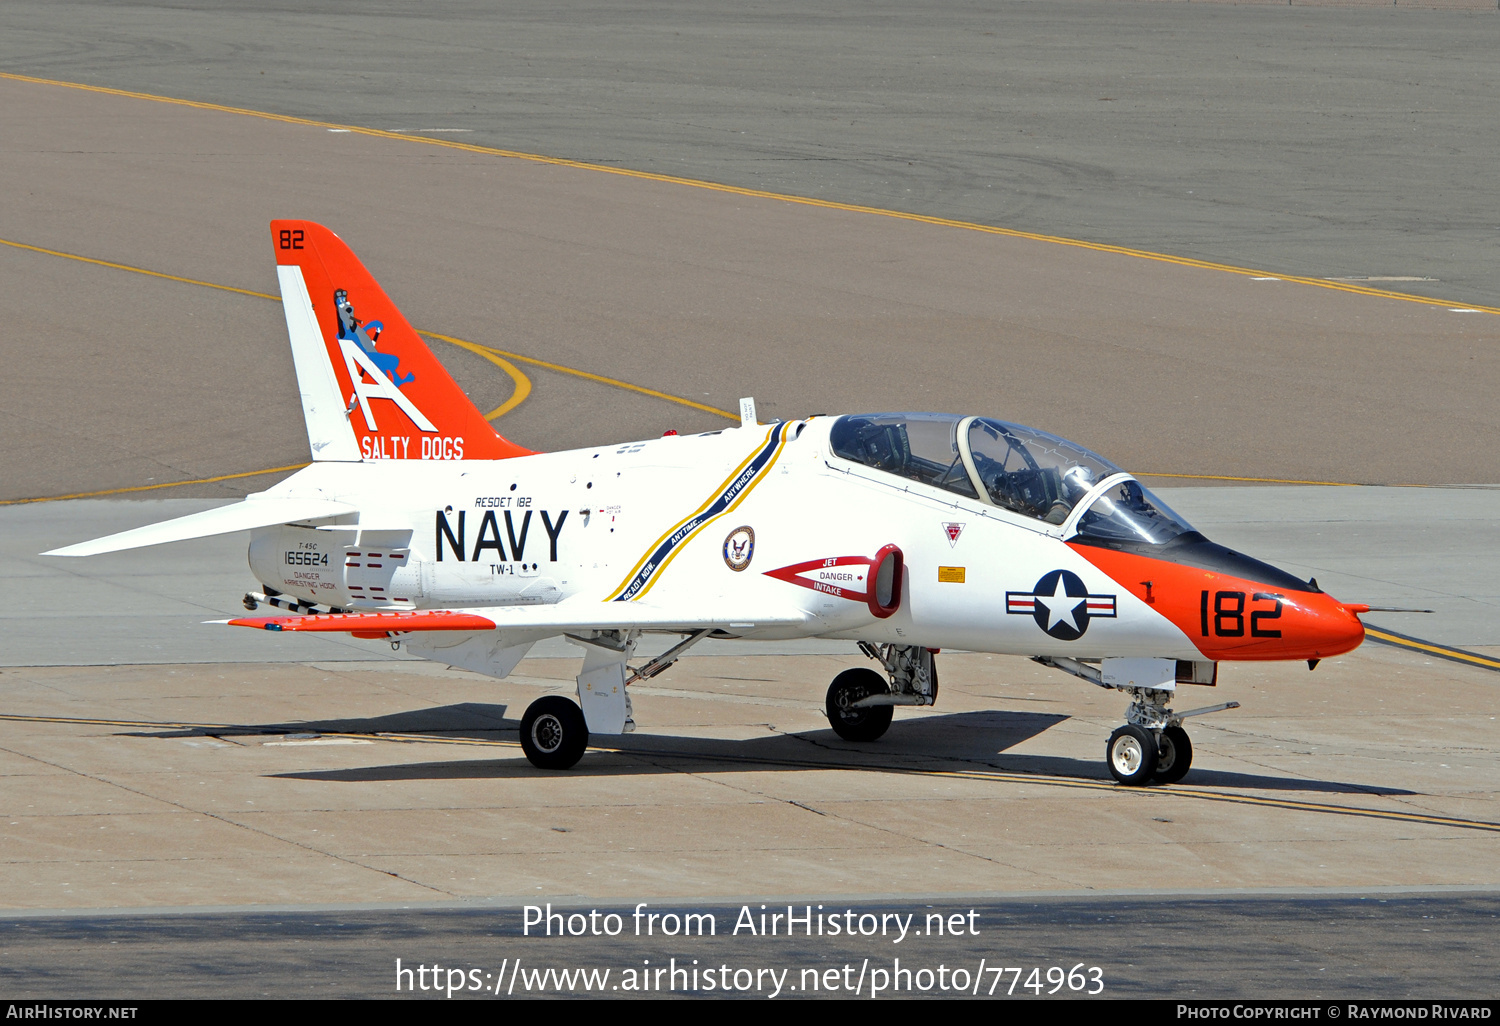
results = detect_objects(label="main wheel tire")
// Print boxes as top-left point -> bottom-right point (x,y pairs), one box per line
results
1153,725 -> 1193,784
825,668 -> 894,742
520,696 -> 589,770
1106,724 -> 1159,786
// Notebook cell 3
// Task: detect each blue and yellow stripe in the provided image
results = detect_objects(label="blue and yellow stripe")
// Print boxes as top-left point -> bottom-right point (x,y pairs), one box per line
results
609,423 -> 792,601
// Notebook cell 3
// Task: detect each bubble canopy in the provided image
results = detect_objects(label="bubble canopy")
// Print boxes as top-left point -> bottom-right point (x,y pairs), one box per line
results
828,413 -> 1193,544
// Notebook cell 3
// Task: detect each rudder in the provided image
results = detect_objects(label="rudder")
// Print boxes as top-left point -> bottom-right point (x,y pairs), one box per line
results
271,220 -> 531,462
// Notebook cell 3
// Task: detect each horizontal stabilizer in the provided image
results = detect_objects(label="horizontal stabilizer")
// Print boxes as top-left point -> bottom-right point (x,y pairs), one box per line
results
223,599 -> 810,636
43,496 -> 356,557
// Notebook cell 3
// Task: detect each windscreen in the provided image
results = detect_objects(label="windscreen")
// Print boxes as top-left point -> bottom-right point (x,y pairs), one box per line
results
830,414 -> 1196,542
1072,479 -> 1194,544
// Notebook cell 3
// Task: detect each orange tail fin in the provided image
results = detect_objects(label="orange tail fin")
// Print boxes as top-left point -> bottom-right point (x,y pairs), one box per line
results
271,220 -> 531,462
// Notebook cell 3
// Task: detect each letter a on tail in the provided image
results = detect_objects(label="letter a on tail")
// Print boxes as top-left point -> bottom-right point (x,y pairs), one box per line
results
271,220 -> 531,462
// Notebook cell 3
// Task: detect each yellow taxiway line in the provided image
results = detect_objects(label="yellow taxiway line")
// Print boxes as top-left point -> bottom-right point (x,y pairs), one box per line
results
4,70 -> 1499,318
418,332 -> 532,420
0,236 -> 746,505
0,236 -> 736,426
0,71 -> 1491,497
418,331 -> 735,420
1137,471 -> 1365,487
1365,628 -> 1500,673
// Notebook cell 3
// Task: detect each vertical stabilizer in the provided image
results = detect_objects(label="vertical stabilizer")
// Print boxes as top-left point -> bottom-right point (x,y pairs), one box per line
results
271,221 -> 532,462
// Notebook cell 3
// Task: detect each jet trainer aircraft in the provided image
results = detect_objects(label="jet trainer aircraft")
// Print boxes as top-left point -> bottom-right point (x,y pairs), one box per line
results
47,221 -> 1370,784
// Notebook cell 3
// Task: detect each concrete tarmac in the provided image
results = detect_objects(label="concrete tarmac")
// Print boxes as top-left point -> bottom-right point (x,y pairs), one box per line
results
0,639 -> 1496,986
2,644 -> 1497,904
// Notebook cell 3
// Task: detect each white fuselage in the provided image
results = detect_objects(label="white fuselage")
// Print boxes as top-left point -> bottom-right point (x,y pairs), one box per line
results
247,417 -> 1202,662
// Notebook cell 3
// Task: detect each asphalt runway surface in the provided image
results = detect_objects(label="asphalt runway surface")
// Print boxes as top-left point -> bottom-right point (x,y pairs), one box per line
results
2,72 -> 1498,496
1,1 -> 1498,305
4,894 -> 1497,998
2,0 -> 1498,1002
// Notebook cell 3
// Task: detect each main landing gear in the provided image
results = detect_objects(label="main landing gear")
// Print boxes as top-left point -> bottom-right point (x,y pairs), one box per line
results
518,628 -> 713,770
825,644 -> 939,742
520,696 -> 590,770
826,668 -> 894,742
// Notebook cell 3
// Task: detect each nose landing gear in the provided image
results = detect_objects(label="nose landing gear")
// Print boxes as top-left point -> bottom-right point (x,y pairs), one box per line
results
1106,688 -> 1236,786
1035,657 -> 1236,787
1105,723 -> 1194,785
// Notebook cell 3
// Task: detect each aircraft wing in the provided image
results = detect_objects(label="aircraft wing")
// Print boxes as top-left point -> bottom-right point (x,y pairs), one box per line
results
43,496 -> 356,557
224,598 -> 811,636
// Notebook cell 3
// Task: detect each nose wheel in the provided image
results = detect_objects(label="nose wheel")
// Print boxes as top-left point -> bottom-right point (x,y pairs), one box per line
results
1106,725 -> 1158,785
1105,724 -> 1194,785
1152,725 -> 1193,784
1033,662 -> 1230,787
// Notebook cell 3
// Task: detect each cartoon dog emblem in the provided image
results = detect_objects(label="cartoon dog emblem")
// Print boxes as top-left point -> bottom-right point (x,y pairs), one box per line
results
334,288 -> 413,388
722,526 -> 756,571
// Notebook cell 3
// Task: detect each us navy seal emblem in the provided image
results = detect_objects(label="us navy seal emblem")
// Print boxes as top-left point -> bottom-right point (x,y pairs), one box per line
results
723,525 -> 755,571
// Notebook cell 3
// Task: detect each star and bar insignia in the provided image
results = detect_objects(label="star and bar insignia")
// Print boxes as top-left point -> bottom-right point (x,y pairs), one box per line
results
1006,569 -> 1117,641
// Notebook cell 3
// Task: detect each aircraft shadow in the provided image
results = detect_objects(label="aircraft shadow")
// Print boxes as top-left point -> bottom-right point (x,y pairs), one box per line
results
124,702 -> 515,741
203,703 -> 1417,796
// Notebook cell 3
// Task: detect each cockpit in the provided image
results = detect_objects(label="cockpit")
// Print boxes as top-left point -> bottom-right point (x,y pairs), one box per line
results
828,413 -> 1193,545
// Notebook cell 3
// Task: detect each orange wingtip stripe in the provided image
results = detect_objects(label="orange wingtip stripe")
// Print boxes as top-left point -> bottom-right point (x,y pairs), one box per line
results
228,611 -> 497,633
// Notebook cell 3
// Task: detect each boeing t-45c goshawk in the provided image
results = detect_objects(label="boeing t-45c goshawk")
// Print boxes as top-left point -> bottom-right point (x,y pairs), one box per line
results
46,221 -> 1371,784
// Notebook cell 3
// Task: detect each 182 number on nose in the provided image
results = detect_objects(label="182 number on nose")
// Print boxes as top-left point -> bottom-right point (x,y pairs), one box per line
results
1200,590 -> 1282,638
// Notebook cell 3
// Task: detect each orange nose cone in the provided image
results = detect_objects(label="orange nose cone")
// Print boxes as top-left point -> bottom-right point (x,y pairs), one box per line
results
1218,590 -> 1366,662
1301,596 -> 1366,659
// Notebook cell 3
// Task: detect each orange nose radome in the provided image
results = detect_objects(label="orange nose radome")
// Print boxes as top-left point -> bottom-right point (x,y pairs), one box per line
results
1069,541 -> 1367,662
1293,594 -> 1367,660
1192,588 -> 1367,662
